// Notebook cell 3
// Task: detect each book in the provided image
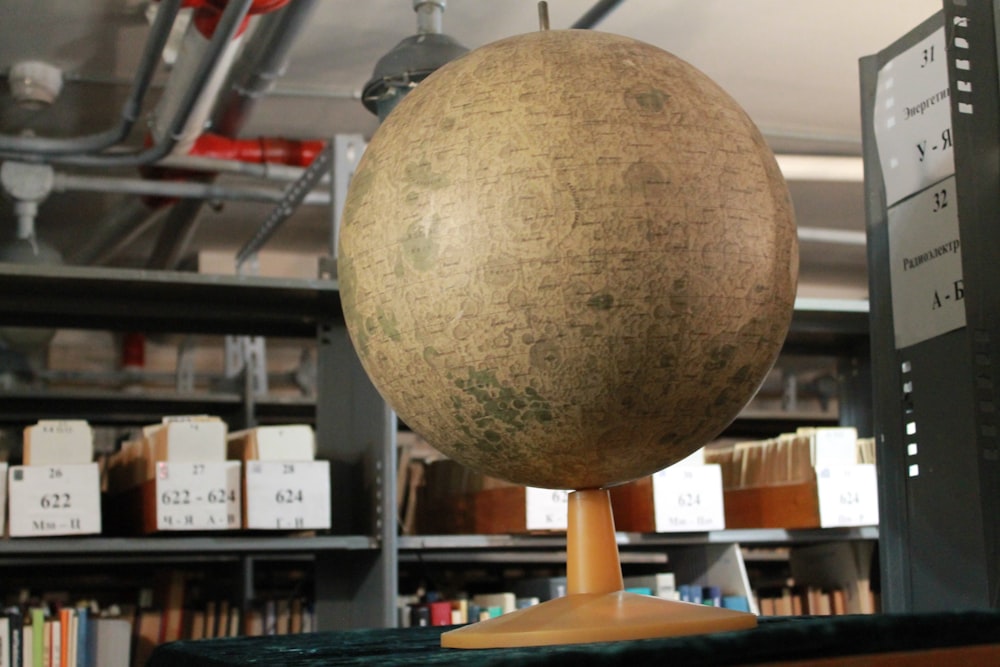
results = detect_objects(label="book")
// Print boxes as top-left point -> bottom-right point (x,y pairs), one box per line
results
275,600 -> 289,635
214,601 -> 229,639
131,609 -> 161,667
188,608 -> 206,641
623,573 -> 677,600
2,608 -> 24,667
289,599 -> 302,635
93,619 -> 130,667
470,593 -> 515,616
157,570 -> 187,644
203,601 -> 216,640
226,607 -> 240,638
30,608 -> 44,667
512,577 -> 567,602
722,596 -> 751,613
0,615 -> 9,667
21,626 -> 30,667
58,608 -> 72,667
47,617 -> 60,667
427,601 -> 451,627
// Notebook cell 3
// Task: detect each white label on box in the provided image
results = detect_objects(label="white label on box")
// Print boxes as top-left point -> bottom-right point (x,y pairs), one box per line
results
8,464 -> 101,537
156,461 -> 241,531
817,464 -> 880,528
245,460 -> 331,530
652,465 -> 726,532
525,487 -> 569,531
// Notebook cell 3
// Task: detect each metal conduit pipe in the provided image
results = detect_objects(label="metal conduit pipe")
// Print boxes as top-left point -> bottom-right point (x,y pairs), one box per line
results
156,154 -> 321,182
47,0 -> 255,169
0,0 -> 184,158
213,0 -> 322,137
148,0 -> 319,269
414,1 -> 445,35
570,0 -> 627,29
52,172 -> 330,205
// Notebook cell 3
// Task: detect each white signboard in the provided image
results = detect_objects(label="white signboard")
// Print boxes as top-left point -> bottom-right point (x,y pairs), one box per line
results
888,176 -> 965,348
525,487 -> 569,531
155,461 -> 241,531
652,465 -> 725,532
874,27 -> 953,207
874,24 -> 966,349
816,464 -> 880,528
245,460 -> 331,530
8,464 -> 102,537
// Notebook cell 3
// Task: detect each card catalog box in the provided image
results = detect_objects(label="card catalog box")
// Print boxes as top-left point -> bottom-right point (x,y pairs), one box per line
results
244,460 -> 331,530
8,463 -> 101,537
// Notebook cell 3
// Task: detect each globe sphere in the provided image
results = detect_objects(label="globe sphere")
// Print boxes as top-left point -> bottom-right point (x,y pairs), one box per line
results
338,29 -> 798,490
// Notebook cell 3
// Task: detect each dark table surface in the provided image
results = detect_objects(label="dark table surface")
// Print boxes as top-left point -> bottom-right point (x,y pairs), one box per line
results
148,610 -> 1000,666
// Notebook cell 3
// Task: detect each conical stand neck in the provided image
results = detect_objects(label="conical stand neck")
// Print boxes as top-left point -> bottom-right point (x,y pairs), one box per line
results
567,488 -> 623,595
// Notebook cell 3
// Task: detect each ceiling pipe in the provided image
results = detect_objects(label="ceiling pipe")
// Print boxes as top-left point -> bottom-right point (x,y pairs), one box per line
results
50,0 -> 256,169
188,133 -> 323,166
0,0 -> 184,158
145,0 -> 320,270
570,0 -> 627,29
52,171 -> 329,205
213,0 -> 321,137
156,153 -> 320,181
150,2 -> 256,157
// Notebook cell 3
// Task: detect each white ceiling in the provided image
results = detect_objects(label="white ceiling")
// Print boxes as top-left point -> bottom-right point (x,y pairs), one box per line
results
0,0 -> 945,298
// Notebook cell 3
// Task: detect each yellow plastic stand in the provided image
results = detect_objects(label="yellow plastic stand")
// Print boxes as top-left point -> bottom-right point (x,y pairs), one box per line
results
441,488 -> 757,649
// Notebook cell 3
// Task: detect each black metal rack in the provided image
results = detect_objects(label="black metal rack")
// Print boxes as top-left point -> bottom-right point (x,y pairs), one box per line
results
860,1 -> 1000,612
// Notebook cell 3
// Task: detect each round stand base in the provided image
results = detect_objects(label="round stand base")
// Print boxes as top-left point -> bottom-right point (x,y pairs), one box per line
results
441,590 -> 757,649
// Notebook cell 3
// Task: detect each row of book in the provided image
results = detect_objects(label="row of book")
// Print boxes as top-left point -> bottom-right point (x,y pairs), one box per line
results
398,571 -> 751,628
754,585 -> 879,617
0,591 -> 318,667
0,604 -> 130,667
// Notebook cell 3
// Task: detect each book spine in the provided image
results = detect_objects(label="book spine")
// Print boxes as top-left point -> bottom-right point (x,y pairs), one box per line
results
29,609 -> 43,667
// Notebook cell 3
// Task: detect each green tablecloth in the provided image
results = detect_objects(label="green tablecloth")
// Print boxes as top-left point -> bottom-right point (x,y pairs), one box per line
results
148,610 -> 1000,666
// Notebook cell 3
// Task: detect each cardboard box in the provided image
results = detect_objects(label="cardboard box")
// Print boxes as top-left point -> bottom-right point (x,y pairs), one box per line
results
418,486 -> 569,534
107,461 -> 242,534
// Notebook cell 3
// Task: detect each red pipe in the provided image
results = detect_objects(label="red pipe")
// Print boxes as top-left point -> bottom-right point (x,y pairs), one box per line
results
190,133 -> 325,167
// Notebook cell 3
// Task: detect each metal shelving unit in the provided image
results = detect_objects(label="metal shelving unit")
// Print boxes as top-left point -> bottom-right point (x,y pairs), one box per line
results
0,261 -> 394,631
861,2 -> 1000,613
0,261 -> 874,628
398,527 -> 878,554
